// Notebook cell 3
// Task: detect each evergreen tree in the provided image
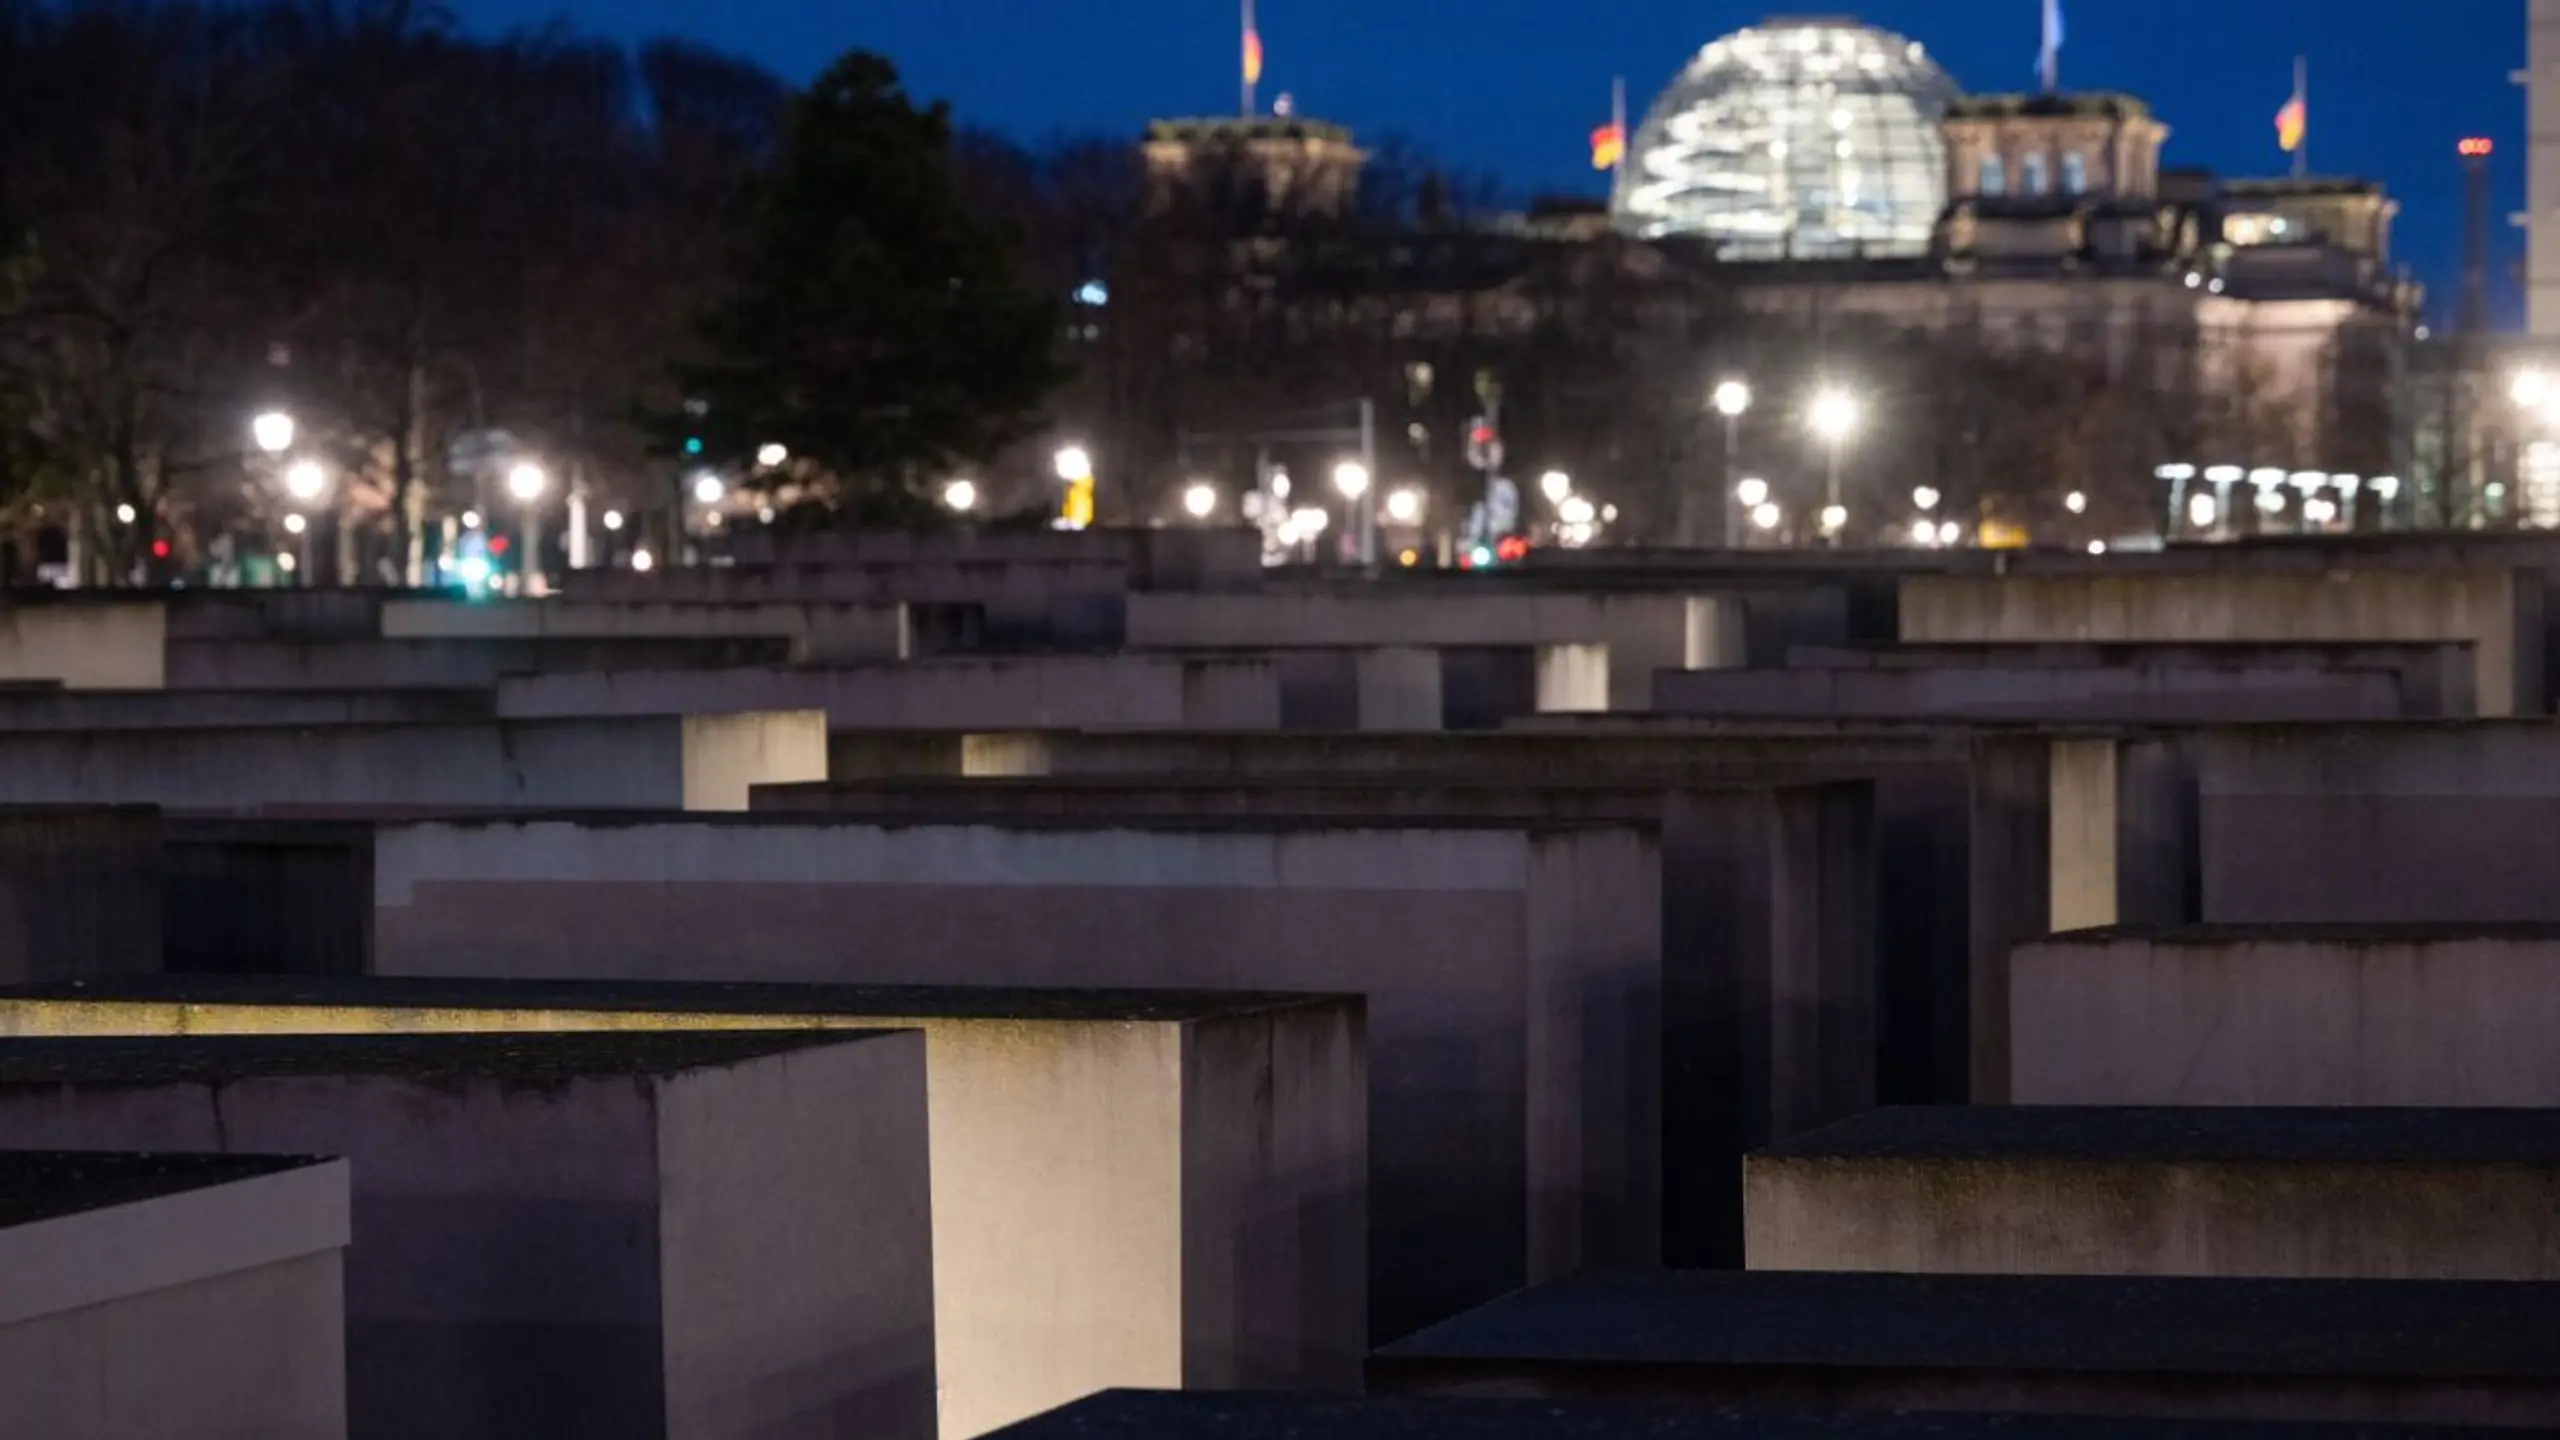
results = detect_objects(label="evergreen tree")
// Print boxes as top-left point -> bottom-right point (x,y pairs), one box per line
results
668,52 -> 1067,518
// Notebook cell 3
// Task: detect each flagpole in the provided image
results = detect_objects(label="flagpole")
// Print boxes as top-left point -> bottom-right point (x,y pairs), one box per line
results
1611,76 -> 1626,178
2293,54 -> 2308,179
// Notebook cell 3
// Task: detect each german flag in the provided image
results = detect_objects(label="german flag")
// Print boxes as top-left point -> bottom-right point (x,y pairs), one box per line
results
1590,122 -> 1625,172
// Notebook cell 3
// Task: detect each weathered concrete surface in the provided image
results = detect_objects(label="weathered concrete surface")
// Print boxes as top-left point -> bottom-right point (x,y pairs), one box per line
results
0,979 -> 1364,1438
2192,723 -> 2560,924
1655,663 -> 2410,723
2013,926 -> 2560,1106
1745,1107 -> 2560,1280
360,815 -> 1659,1340
1898,567 -> 2543,716
981,1390 -> 2517,1440
164,635 -> 797,690
1790,640 -> 2477,717
564,559 -> 1133,648
0,1032 -> 936,1440
0,711 -> 824,814
1366,1269 -> 2560,1429
0,601 -> 165,689
0,687 -> 493,730
380,596 -> 911,659
744,776 -> 1878,1268
0,1152 -> 347,1440
944,726 -> 2036,1108
1126,590 -> 1739,710
0,808 -> 161,984
495,656 -> 1287,732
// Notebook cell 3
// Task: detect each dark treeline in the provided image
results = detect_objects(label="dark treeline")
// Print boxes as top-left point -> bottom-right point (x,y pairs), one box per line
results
0,0 -> 806,581
0,0 -> 2387,581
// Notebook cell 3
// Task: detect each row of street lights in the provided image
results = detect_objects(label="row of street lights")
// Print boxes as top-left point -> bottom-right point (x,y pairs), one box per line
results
1708,379 -> 1863,547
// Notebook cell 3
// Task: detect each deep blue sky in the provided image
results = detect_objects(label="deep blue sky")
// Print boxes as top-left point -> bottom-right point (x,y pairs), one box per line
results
457,0 -> 2529,325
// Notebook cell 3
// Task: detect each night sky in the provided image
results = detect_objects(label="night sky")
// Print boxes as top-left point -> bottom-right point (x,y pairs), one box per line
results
454,0 -> 2528,325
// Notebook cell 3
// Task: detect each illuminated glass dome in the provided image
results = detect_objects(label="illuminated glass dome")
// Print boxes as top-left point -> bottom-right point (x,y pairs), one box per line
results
1615,17 -> 1960,259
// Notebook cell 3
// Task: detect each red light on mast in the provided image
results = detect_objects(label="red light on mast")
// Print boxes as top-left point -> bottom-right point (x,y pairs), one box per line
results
2459,138 -> 2494,158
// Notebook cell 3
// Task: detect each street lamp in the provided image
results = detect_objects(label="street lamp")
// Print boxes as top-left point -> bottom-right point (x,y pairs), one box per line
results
1820,503 -> 1849,536
1332,462 -> 1375,567
1559,496 -> 1597,527
1808,386 -> 1860,546
1712,380 -> 1752,547
1053,445 -> 1095,530
1540,470 -> 1573,504
1751,502 -> 1783,532
691,472 -> 725,507
1053,446 -> 1093,483
1384,487 -> 1424,525
251,411 -> 296,456
1912,486 -> 1941,513
285,460 -> 327,504
943,478 -> 979,513
756,443 -> 789,469
602,509 -> 625,533
507,462 -> 549,594
1735,477 -> 1770,509
1182,482 -> 1218,520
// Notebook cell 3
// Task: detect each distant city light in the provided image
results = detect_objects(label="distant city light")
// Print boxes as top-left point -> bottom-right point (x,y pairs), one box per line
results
1384,487 -> 1424,525
461,509 -> 483,530
2088,540 -> 2109,555
602,510 -> 625,532
1909,517 -> 1936,545
282,513 -> 307,535
1053,445 -> 1094,483
1559,496 -> 1597,526
507,462 -> 548,502
114,503 -> 136,525
1751,502 -> 1783,531
277,550 -> 298,574
251,411 -> 295,455
1712,380 -> 1752,419
1912,486 -> 1940,512
1332,462 -> 1372,501
2065,491 -> 2089,514
285,460 -> 326,502
2189,493 -> 2219,528
692,472 -> 725,506
1808,388 -> 1860,442
1183,482 -> 1218,519
1936,519 -> 1961,546
630,547 -> 655,572
1540,470 -> 1573,503
1820,503 -> 1848,532
756,443 -> 789,468
1735,477 -> 1770,508
944,478 -> 980,513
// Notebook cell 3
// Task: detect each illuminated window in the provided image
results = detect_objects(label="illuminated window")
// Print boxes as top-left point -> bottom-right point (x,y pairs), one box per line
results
2021,153 -> 2049,197
2061,152 -> 2088,196
1979,154 -> 2007,197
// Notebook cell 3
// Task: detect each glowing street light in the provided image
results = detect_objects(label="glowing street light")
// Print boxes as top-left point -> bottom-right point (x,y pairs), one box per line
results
1751,502 -> 1783,531
756,443 -> 789,469
283,513 -> 308,536
251,411 -> 296,456
1053,446 -> 1094,483
1384,487 -> 1424,525
629,547 -> 655,573
1735,477 -> 1770,509
1912,486 -> 1941,512
1559,496 -> 1597,526
1331,461 -> 1372,500
692,472 -> 725,506
601,509 -> 625,533
2189,492 -> 2219,528
1540,470 -> 1573,504
943,478 -> 979,513
1808,386 -> 1861,546
2065,491 -> 2089,514
2516,370 -> 2552,411
1183,482 -> 1219,519
506,462 -> 549,502
114,503 -> 136,525
1909,517 -> 1937,546
1712,381 -> 1752,547
284,460 -> 327,504
1936,519 -> 1962,546
461,509 -> 484,531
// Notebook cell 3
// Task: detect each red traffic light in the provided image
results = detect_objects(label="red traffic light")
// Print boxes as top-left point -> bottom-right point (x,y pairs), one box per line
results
487,534 -> 511,556
149,539 -> 171,559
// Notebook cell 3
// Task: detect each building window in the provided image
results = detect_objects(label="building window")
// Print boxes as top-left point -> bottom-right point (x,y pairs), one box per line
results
2061,152 -> 2089,195
1978,154 -> 2007,197
2021,153 -> 2050,196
